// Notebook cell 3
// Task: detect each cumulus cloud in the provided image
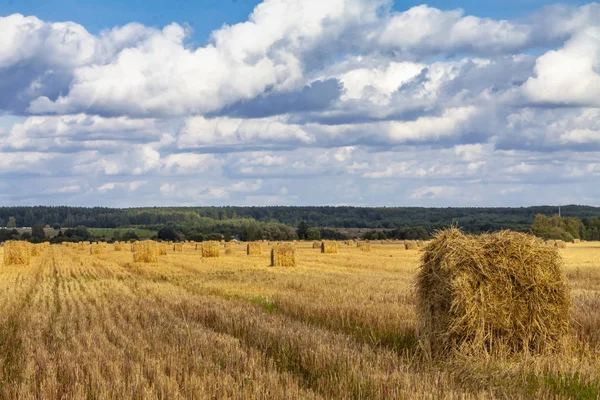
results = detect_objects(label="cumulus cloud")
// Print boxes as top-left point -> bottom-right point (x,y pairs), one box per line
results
0,1 -> 599,206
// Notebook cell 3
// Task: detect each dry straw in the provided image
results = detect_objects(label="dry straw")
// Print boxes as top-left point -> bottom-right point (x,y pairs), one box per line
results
90,243 -> 104,255
30,244 -> 41,257
247,242 -> 262,256
4,241 -> 31,266
271,243 -> 297,267
202,241 -> 220,258
572,239 -> 581,244
416,227 -> 570,358
133,241 -> 159,263
555,240 -> 567,249
405,241 -> 419,250
321,240 -> 338,254
358,242 -> 371,252
159,243 -> 168,256
312,241 -> 322,249
173,243 -> 184,252
114,242 -> 124,251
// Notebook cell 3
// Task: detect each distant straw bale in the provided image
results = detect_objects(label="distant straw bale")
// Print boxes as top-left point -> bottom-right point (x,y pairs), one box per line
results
416,227 -> 570,357
271,244 -> 297,267
405,241 -> 419,250
224,247 -> 233,255
555,240 -> 567,249
90,243 -> 104,255
202,241 -> 220,258
133,241 -> 159,263
572,239 -> 581,244
4,241 -> 31,266
247,242 -> 262,256
321,241 -> 338,254
312,241 -> 322,249
159,243 -> 168,256
173,243 -> 184,252
358,242 -> 371,252
114,242 -> 124,251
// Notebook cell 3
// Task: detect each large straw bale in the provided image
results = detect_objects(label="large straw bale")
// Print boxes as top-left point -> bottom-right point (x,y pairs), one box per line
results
572,239 -> 581,244
312,241 -> 322,249
247,242 -> 262,256
321,240 -> 338,254
202,241 -> 220,258
4,241 -> 31,266
416,228 -> 570,357
90,243 -> 104,255
173,243 -> 184,252
271,244 -> 297,267
133,241 -> 159,263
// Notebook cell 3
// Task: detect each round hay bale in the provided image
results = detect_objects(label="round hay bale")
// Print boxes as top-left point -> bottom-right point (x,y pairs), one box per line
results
405,241 -> 419,250
4,241 -> 31,266
555,240 -> 567,249
114,242 -> 124,251
312,241 -> 322,249
158,243 -> 168,256
224,247 -> 233,255
358,242 -> 371,252
173,243 -> 184,252
247,242 -> 262,256
133,241 -> 159,263
271,244 -> 297,267
416,228 -> 570,357
90,243 -> 104,255
321,240 -> 338,254
572,239 -> 581,244
202,241 -> 220,258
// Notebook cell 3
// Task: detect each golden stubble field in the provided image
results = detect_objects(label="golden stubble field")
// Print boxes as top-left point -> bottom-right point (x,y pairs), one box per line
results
0,241 -> 599,399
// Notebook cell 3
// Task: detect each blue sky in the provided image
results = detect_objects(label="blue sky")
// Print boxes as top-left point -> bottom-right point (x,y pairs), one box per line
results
0,0 -> 599,207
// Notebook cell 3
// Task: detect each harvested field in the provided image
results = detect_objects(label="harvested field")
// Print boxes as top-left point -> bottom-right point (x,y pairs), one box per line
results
0,240 -> 597,398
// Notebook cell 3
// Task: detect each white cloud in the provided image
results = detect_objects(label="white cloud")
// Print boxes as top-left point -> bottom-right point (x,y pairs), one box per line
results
522,27 -> 600,107
410,186 -> 458,200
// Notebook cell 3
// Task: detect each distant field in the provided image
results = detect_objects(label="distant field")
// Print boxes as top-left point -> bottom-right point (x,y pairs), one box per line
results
88,227 -> 156,239
0,241 -> 598,398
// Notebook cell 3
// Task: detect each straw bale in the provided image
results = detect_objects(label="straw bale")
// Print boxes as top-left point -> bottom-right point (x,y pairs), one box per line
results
90,243 -> 104,255
247,242 -> 262,256
271,243 -> 297,267
173,243 -> 184,252
321,240 -> 338,254
114,242 -> 124,251
555,240 -> 567,249
405,241 -> 419,250
224,247 -> 233,255
4,241 -> 31,266
133,241 -> 159,263
358,242 -> 371,252
202,241 -> 220,258
312,241 -> 322,249
416,227 -> 570,357
572,239 -> 580,244
159,243 -> 168,256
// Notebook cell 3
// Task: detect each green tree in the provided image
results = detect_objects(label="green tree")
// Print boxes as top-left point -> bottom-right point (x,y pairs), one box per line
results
223,228 -> 232,242
32,224 -> 45,241
306,227 -> 321,240
297,221 -> 309,240
7,216 -> 16,229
